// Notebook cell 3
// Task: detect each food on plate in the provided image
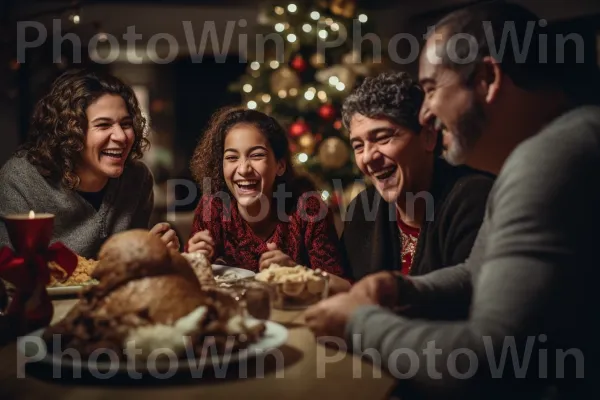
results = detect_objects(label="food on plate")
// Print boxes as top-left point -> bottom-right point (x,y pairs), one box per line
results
255,264 -> 328,308
181,252 -> 215,285
214,269 -> 245,283
43,229 -> 265,361
47,255 -> 98,287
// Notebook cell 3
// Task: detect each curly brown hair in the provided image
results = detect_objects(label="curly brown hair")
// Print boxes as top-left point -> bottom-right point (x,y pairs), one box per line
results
17,69 -> 149,189
191,107 -> 313,212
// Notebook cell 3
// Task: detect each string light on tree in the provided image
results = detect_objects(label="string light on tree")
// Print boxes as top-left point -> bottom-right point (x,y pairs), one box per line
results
243,84 -> 253,93
287,34 -> 297,43
247,101 -> 257,109
310,11 -> 320,20
70,13 -> 81,24
278,90 -> 287,99
358,14 -> 368,23
302,24 -> 312,33
336,82 -> 346,91
317,91 -> 327,102
287,3 -> 298,13
304,90 -> 316,101
262,94 -> 271,103
319,30 -> 328,39
270,60 -> 280,69
289,88 -> 298,96
329,76 -> 340,86
297,153 -> 309,163
251,61 -> 260,70
331,23 -> 340,32
275,23 -> 285,32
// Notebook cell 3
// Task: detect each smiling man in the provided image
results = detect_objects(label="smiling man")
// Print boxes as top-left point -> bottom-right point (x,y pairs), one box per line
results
306,2 -> 600,399
340,72 -> 494,287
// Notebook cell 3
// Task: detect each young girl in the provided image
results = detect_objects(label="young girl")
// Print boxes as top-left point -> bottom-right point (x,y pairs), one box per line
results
187,107 -> 350,293
0,69 -> 178,258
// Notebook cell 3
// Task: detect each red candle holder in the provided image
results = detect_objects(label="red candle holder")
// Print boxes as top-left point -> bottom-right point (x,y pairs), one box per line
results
0,211 -> 76,340
2,211 -> 55,254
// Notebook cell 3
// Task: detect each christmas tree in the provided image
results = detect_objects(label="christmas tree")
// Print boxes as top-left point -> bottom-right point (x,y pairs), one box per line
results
229,0 -> 383,208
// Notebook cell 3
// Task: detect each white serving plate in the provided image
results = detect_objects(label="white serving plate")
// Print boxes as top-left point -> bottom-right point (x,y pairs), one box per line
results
45,265 -> 255,296
47,284 -> 95,297
17,319 -> 288,374
212,264 -> 256,283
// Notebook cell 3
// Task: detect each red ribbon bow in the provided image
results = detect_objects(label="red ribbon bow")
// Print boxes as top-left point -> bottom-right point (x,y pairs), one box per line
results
0,243 -> 77,333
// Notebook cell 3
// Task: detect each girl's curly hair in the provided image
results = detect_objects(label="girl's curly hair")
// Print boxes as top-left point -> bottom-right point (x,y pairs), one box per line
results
191,107 -> 313,213
17,69 -> 149,189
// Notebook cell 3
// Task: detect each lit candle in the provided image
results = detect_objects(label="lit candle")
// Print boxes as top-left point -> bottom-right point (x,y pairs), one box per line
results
2,212 -> 55,254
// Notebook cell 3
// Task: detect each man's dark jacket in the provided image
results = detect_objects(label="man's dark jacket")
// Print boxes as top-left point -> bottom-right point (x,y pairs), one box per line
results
341,158 -> 495,282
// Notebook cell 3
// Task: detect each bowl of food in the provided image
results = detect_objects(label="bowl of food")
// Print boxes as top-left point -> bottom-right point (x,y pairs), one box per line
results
254,264 -> 329,310
210,280 -> 274,320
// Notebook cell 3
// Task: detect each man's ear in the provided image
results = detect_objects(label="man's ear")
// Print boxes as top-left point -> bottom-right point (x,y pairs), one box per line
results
477,56 -> 502,105
420,125 -> 438,153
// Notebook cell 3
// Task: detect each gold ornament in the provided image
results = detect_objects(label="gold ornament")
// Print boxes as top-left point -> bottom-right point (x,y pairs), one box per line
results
330,0 -> 356,18
270,66 -> 301,94
318,137 -> 350,169
310,53 -> 326,69
298,133 -> 316,154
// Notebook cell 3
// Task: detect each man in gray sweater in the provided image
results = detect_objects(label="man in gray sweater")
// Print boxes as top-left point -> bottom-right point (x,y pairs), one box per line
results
306,3 -> 599,399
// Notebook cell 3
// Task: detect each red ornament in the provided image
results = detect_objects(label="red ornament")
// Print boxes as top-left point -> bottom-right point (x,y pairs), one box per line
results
289,120 -> 310,137
318,104 -> 336,121
290,55 -> 307,73
329,191 -> 342,207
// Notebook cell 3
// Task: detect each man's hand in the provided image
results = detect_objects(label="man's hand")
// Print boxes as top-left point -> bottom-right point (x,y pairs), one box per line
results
305,292 -> 377,338
150,222 -> 180,250
349,271 -> 401,308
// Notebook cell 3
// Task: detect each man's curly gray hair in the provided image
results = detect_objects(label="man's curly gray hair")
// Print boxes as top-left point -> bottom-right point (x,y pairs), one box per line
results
342,71 -> 424,134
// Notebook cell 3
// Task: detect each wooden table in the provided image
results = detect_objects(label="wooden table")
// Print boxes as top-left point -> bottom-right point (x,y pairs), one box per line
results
0,298 -> 396,399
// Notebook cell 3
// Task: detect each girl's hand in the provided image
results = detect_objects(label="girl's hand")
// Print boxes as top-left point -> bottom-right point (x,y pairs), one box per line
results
259,242 -> 295,270
187,229 -> 215,259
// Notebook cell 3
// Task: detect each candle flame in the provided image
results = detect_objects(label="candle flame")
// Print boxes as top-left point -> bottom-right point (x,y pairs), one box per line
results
29,210 -> 35,219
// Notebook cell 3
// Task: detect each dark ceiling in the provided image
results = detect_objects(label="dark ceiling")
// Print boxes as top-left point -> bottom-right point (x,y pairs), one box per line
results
11,0 -> 401,9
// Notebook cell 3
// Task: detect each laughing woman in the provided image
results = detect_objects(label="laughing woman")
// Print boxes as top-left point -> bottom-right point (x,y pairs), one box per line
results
0,69 -> 178,258
186,107 -> 350,293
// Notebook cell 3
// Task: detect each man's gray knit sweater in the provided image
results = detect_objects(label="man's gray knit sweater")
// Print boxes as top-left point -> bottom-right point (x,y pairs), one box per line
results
0,156 -> 154,259
346,105 -> 600,399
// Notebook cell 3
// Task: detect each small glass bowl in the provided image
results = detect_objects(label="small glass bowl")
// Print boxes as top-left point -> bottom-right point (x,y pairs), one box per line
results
256,268 -> 330,310
214,279 -> 274,320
